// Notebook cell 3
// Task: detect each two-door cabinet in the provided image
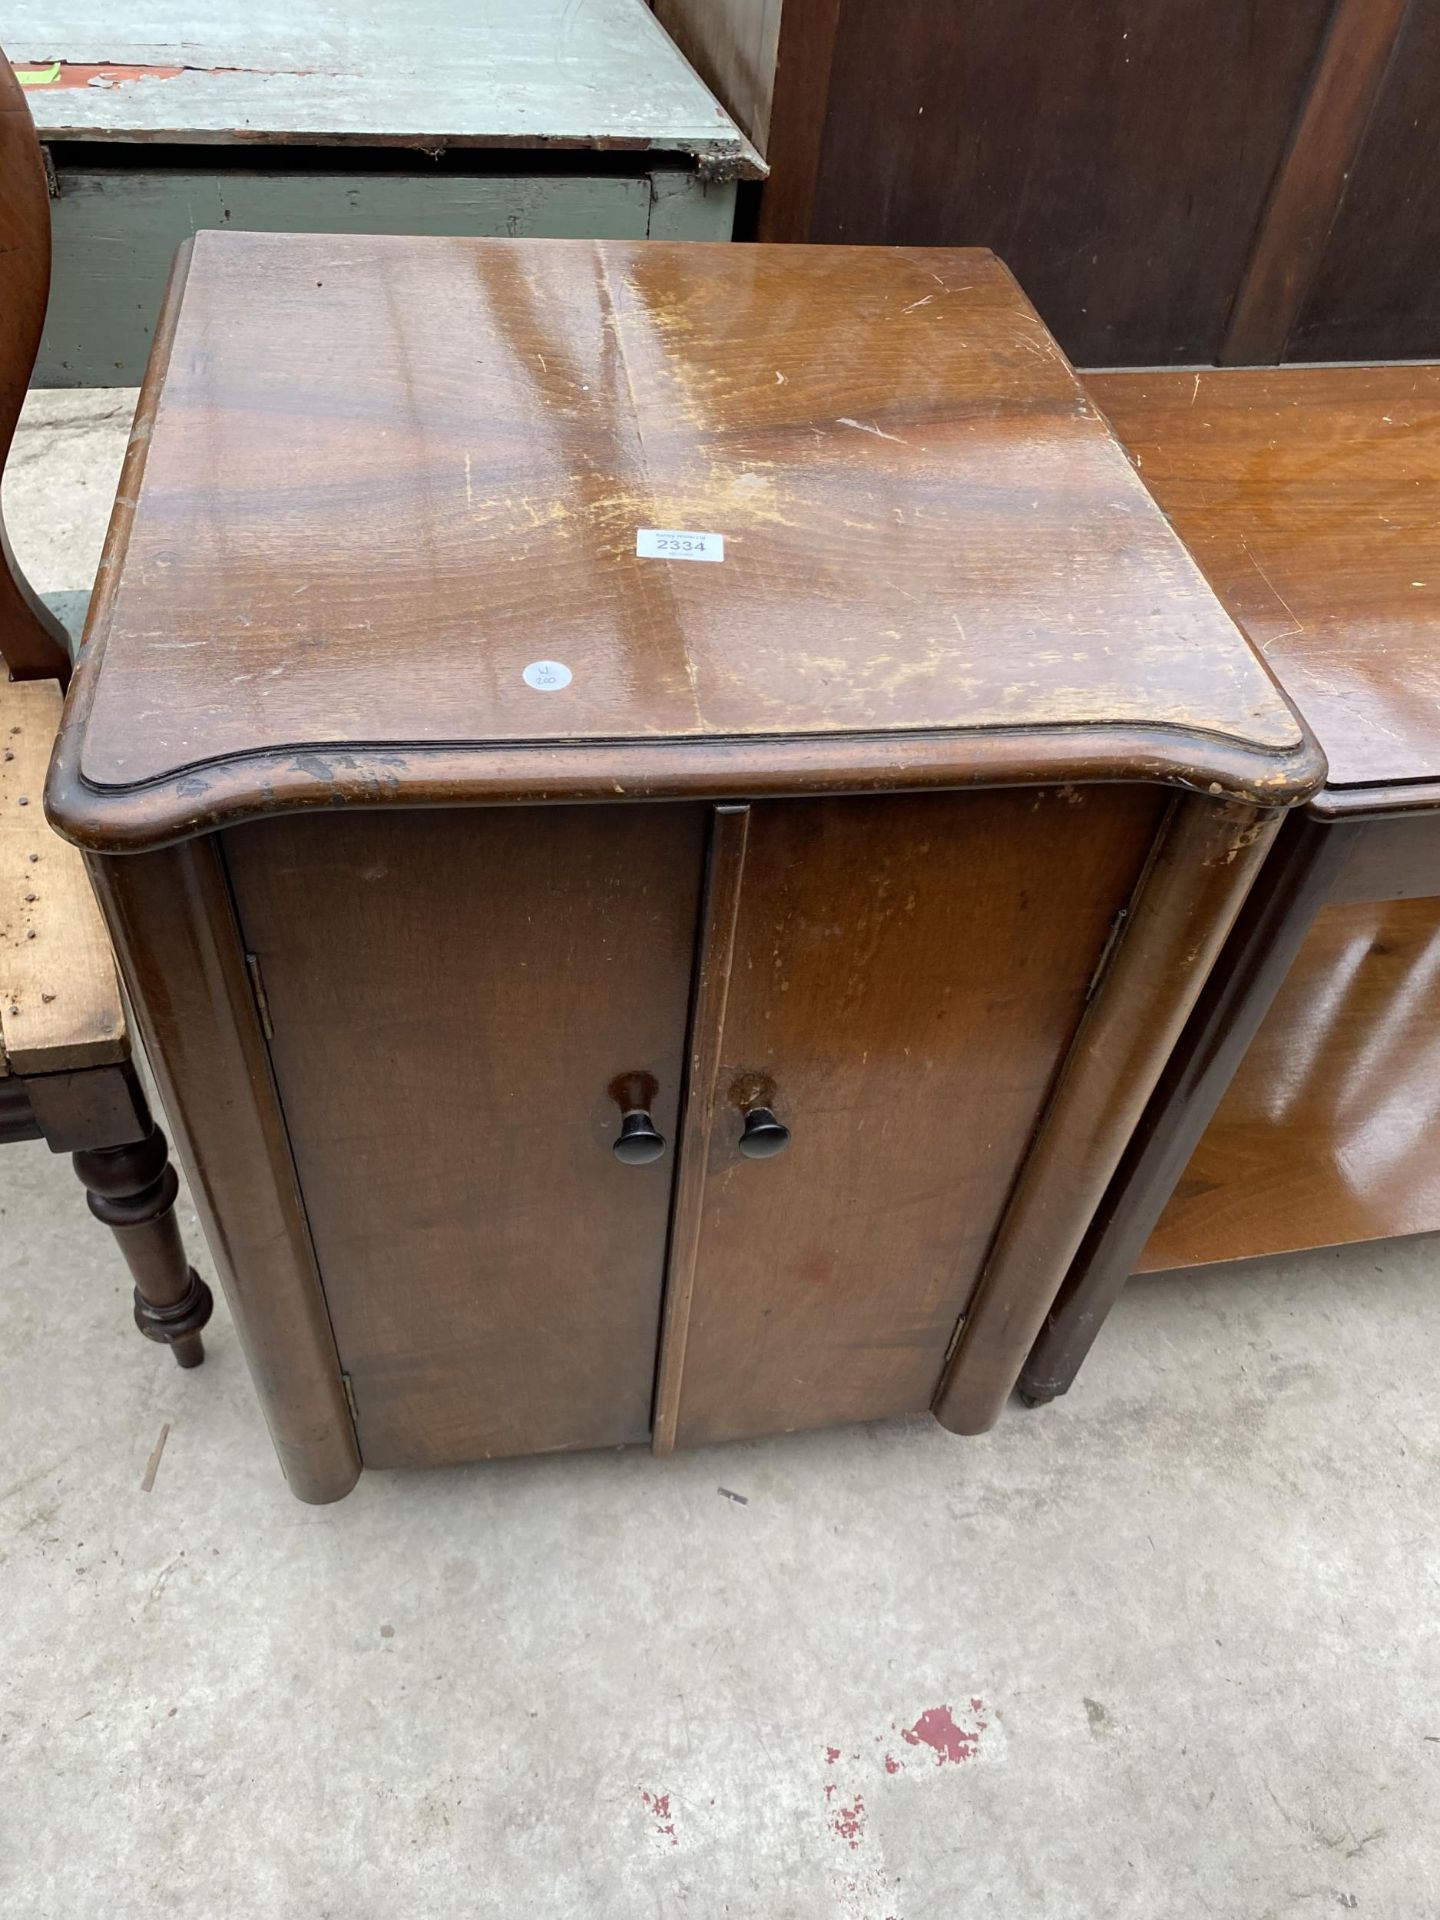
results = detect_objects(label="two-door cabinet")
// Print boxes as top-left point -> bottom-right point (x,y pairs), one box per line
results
47,233 -> 1322,1500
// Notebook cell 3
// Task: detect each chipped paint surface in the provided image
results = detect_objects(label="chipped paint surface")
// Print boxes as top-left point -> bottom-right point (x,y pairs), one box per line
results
12,61 -> 188,89
817,1705 -> 999,1916
7,0 -> 761,171
900,1701 -> 989,1765
639,1788 -> 678,1849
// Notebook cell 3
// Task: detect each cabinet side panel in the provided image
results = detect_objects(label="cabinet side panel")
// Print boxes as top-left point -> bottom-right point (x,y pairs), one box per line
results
672,783 -> 1167,1447
224,804 -> 706,1469
86,838 -> 360,1503
938,794 -> 1281,1434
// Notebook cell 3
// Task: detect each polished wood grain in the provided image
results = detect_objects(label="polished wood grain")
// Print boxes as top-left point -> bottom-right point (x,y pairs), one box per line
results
652,802 -> 750,1457
1089,364 -> 1440,792
1139,892 -> 1440,1273
1290,0 -> 1440,362
670,783 -> 1166,1447
0,677 -> 124,1072
1018,808 -> 1350,1405
224,804 -> 705,1469
89,836 -> 359,1500
48,233 -> 1315,857
0,51 -> 71,684
756,0 -> 1334,366
1222,0 -> 1412,367
937,793 -> 1282,1434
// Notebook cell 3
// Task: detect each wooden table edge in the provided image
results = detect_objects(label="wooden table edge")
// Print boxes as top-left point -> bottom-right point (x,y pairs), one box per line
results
44,724 -> 1327,856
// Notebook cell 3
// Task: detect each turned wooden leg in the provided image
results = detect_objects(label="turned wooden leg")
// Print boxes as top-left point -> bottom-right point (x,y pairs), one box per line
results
73,1126 -> 214,1368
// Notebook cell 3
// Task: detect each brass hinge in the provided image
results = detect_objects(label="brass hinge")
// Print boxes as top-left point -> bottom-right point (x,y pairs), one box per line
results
244,952 -> 274,1039
341,1372 -> 360,1427
1085,906 -> 1129,1003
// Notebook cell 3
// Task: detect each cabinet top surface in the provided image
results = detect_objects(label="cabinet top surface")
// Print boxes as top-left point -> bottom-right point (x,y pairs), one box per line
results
8,0 -> 757,170
1089,364 -> 1440,799
55,233 -> 1317,845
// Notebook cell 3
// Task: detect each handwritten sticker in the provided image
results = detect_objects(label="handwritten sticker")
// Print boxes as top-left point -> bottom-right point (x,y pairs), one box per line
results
522,660 -> 572,691
636,528 -> 724,563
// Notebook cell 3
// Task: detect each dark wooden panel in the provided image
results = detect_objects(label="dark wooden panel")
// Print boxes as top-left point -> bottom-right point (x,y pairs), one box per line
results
1222,0 -> 1412,366
670,782 -> 1166,1447
1140,892 -> 1440,1271
795,0 -> 1333,366
1291,0 -> 1440,362
225,803 -> 706,1469
752,0 -> 842,243
652,0 -> 784,151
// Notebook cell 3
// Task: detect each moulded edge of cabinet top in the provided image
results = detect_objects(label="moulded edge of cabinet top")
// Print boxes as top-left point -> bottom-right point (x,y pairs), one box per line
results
48,233 -> 1324,853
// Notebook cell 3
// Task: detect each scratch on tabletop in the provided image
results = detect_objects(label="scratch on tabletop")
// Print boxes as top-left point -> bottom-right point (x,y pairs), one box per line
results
836,417 -> 907,445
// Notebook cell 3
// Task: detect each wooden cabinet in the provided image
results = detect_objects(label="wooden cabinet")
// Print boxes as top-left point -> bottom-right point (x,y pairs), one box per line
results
1022,365 -> 1440,1407
48,234 -> 1322,1498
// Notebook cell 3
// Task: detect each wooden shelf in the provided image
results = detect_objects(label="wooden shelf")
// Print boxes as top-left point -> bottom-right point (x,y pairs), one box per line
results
1139,894 -> 1440,1272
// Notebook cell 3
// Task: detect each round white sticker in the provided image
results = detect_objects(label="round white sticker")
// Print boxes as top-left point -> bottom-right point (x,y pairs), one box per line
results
522,659 -> 573,691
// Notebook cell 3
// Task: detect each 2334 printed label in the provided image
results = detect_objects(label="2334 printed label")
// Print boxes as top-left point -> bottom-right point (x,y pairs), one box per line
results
635,528 -> 725,563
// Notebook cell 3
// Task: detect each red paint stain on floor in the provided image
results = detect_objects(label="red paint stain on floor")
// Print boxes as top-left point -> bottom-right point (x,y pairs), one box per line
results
825,1745 -> 841,1764
829,1793 -> 867,1849
795,1248 -> 836,1288
899,1702 -> 988,1766
883,1752 -> 902,1774
640,1788 -> 677,1846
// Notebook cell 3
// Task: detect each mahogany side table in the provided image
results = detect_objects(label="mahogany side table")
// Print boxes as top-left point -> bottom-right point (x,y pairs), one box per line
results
48,234 -> 1320,1499
1024,365 -> 1440,1404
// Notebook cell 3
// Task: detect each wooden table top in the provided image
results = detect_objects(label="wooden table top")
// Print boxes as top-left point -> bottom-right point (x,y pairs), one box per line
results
8,0 -> 759,173
1089,364 -> 1440,798
51,234 -> 1318,850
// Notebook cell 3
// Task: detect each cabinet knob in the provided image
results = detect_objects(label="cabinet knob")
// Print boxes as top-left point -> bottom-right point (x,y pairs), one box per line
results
614,1108 -> 666,1165
738,1105 -> 791,1159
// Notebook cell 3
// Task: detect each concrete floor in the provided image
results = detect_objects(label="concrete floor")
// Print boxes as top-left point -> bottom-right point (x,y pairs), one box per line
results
5,394 -> 1440,1918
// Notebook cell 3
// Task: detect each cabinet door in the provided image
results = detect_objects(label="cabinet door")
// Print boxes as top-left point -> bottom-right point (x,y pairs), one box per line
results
663,786 -> 1166,1448
224,803 -> 705,1468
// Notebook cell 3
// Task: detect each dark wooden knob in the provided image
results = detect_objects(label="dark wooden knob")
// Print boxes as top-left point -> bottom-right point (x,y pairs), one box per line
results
738,1105 -> 790,1159
614,1109 -> 666,1165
